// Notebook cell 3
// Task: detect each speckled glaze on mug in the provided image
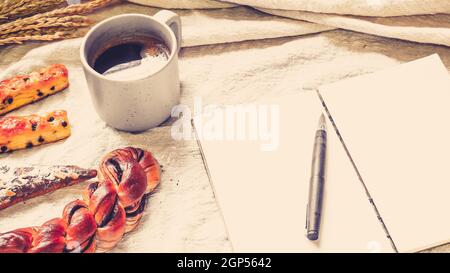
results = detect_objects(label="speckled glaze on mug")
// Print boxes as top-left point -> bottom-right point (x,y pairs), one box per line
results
80,11 -> 181,132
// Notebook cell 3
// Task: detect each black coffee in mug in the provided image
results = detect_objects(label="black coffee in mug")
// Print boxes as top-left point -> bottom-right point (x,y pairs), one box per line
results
91,35 -> 170,79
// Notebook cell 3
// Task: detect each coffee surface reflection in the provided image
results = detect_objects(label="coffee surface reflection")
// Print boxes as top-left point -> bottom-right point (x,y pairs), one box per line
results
92,35 -> 170,80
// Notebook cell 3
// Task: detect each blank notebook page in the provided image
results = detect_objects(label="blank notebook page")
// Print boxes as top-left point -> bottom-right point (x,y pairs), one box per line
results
194,92 -> 392,252
320,54 -> 450,252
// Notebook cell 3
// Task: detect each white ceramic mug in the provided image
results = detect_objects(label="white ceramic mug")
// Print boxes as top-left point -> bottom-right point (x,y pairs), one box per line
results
80,11 -> 181,132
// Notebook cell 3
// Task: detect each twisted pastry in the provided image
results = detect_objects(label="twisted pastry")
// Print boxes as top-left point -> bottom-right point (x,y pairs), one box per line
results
0,147 -> 161,253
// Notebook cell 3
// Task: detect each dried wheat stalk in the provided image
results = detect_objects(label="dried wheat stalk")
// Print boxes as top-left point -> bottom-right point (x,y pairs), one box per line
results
0,0 -> 115,46
16,0 -> 113,22
0,0 -> 114,34
0,15 -> 91,36
0,31 -> 77,45
0,0 -> 27,21
0,26 -> 88,39
0,0 -> 65,22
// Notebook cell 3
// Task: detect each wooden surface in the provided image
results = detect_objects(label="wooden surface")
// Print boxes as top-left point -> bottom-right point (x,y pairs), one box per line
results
1,2 -> 450,252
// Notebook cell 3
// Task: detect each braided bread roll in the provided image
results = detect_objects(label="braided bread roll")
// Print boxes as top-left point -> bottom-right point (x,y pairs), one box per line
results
0,147 -> 161,253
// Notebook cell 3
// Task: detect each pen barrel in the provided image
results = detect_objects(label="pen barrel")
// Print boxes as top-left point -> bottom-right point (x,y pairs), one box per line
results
306,130 -> 327,240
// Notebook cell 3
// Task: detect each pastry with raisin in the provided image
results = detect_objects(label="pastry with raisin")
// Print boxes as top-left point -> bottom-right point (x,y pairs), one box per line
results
0,110 -> 71,153
0,64 -> 69,115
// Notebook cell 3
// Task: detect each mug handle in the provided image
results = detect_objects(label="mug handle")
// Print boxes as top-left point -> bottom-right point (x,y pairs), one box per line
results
154,10 -> 182,53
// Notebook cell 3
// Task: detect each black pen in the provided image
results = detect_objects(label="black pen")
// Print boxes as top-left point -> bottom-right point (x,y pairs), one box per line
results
306,113 -> 327,241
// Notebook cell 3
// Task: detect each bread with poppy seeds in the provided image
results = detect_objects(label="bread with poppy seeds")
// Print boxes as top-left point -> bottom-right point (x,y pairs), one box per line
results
0,147 -> 161,253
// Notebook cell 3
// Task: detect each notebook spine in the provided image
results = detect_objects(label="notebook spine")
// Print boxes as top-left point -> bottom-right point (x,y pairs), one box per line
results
315,90 -> 399,253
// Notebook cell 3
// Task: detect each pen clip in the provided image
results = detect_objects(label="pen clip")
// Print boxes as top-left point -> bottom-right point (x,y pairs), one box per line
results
305,203 -> 309,230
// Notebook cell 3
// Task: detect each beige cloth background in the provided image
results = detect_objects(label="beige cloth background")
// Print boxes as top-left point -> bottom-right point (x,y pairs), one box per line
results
223,0 -> 450,16
0,2 -> 449,252
129,0 -> 236,9
131,0 -> 450,16
261,8 -> 450,47
130,0 -> 450,47
99,5 -> 334,47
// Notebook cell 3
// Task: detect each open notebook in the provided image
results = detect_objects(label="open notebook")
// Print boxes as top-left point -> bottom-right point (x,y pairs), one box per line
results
319,54 -> 450,252
193,54 -> 450,252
